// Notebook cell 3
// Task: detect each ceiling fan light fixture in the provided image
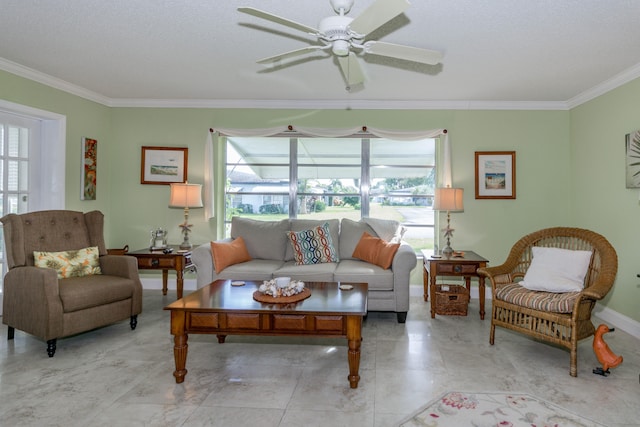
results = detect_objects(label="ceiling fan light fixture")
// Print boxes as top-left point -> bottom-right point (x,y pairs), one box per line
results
332,40 -> 350,56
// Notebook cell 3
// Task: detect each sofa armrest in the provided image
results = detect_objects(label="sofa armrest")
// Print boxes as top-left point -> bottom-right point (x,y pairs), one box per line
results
192,239 -> 232,288
391,242 -> 417,312
98,254 -> 143,314
3,266 -> 64,339
100,254 -> 139,279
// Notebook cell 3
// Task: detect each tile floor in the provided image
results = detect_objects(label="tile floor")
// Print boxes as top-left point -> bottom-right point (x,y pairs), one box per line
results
0,285 -> 638,426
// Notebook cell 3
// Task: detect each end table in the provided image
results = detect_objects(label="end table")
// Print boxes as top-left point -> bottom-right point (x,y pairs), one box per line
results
421,250 -> 488,319
129,245 -> 194,299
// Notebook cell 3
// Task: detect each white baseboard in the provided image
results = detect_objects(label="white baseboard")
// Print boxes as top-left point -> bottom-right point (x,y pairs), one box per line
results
145,279 -> 640,340
593,304 -> 640,340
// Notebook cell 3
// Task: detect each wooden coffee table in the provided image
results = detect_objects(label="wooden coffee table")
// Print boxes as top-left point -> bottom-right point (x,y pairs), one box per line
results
164,280 -> 368,388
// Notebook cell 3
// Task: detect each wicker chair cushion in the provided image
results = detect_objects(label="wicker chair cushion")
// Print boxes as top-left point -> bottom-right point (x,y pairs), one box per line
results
496,283 -> 579,313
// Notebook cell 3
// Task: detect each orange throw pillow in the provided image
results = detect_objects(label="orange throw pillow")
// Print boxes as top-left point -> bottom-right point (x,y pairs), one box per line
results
352,232 -> 400,270
211,237 -> 252,274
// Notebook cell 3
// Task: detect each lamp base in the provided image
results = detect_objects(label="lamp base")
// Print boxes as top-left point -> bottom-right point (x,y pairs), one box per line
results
179,234 -> 192,250
442,245 -> 454,255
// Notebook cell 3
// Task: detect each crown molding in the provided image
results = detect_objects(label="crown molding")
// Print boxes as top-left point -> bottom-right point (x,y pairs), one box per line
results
2,56 -> 638,111
107,98 -> 568,110
566,63 -> 640,109
0,58 -> 110,105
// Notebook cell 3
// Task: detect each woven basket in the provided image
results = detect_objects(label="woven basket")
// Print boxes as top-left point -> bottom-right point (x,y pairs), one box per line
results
435,284 -> 469,316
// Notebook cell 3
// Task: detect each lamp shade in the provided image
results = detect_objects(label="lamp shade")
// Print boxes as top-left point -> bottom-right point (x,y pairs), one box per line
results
169,183 -> 203,208
433,187 -> 464,212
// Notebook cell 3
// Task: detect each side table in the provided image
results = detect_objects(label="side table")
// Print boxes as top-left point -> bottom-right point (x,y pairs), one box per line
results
129,245 -> 194,299
421,250 -> 488,319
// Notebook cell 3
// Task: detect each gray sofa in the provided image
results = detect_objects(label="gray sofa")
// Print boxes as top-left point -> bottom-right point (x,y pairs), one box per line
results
191,217 -> 417,322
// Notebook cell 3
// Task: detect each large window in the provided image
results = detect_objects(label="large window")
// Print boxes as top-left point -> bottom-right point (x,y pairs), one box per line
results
225,134 -> 436,250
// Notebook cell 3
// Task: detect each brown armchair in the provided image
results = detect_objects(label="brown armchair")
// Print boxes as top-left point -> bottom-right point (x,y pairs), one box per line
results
477,227 -> 618,377
1,210 -> 142,357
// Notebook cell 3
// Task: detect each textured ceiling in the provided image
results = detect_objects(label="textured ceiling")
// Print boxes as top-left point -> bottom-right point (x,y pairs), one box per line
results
1,0 -> 640,109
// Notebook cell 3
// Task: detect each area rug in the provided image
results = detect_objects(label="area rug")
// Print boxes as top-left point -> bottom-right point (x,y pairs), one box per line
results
398,391 -> 604,427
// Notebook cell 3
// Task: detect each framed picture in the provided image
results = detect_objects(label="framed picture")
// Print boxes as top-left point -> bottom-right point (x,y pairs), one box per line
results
625,130 -> 640,188
81,137 -> 97,200
475,151 -> 516,199
140,146 -> 188,185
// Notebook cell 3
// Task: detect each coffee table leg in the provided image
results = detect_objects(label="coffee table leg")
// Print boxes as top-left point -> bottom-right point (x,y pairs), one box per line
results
170,311 -> 188,383
346,315 -> 362,389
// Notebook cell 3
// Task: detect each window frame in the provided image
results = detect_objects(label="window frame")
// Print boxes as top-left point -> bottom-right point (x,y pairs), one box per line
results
223,133 -> 437,250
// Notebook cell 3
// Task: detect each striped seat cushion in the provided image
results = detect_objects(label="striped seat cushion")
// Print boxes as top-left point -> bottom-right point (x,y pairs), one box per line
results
495,283 -> 579,313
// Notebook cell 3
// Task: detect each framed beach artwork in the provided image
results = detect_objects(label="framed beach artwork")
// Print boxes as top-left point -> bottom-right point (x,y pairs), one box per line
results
81,137 -> 97,200
140,146 -> 188,185
475,151 -> 516,199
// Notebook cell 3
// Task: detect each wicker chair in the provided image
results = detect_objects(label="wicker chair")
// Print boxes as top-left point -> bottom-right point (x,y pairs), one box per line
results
477,227 -> 618,377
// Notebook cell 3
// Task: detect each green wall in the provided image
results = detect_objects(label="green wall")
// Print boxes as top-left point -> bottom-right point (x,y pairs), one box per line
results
1,68 -> 638,323
570,77 -> 640,319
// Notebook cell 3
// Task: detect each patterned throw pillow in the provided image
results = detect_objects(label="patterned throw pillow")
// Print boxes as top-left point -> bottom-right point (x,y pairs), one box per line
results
287,222 -> 339,265
33,246 -> 102,279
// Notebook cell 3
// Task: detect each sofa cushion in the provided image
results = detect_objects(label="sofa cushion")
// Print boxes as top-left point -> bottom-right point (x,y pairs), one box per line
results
33,246 -> 102,279
496,282 -> 579,313
352,232 -> 400,270
339,219 -> 376,260
210,237 -> 252,274
217,259 -> 284,282
334,259 -> 394,291
285,218 -> 340,261
521,247 -> 592,293
274,261 -> 337,282
286,222 -> 339,265
59,274 -> 134,312
230,217 -> 289,260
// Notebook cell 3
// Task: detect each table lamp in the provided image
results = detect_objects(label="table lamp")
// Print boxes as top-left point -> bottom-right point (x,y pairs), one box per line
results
433,186 -> 464,255
169,182 -> 203,249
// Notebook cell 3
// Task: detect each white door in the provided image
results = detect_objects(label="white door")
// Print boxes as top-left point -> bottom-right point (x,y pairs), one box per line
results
0,103 -> 66,316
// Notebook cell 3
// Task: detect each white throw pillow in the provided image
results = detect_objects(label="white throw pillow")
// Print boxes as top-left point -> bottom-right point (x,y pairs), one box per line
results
521,247 -> 593,293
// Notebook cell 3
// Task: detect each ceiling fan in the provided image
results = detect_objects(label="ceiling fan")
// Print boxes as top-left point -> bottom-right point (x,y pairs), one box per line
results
238,0 -> 443,89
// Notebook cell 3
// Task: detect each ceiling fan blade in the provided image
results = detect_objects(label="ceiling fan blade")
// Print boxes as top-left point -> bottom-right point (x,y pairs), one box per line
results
349,0 -> 410,36
364,41 -> 443,65
256,46 -> 328,65
337,52 -> 365,86
238,7 -> 320,35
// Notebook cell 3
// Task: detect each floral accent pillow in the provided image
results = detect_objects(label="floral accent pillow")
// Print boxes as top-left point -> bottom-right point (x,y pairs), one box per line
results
33,246 -> 102,279
287,222 -> 339,265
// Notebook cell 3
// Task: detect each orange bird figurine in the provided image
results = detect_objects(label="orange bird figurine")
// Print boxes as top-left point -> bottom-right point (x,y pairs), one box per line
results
592,324 -> 623,376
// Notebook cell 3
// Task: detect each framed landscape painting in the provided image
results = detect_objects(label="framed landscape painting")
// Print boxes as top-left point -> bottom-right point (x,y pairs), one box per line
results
140,146 -> 188,185
475,151 -> 516,199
